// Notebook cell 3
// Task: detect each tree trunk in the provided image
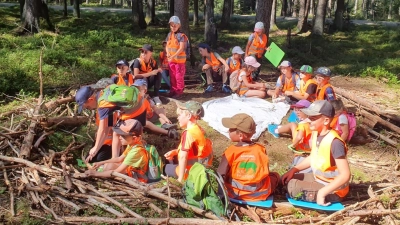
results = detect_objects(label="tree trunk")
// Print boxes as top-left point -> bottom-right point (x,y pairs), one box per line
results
369,0 -> 374,20
205,0 -> 218,47
22,0 -> 41,33
312,0 -> 328,35
362,0 -> 367,18
193,0 -> 199,26
132,0 -> 147,29
354,0 -> 357,14
220,0 -> 232,28
85,0 -> 89,4
174,0 -> 195,66
281,0 -> 288,16
73,0 -> 80,18
63,0 -> 67,17
146,0 -> 156,24
327,0 -> 331,17
334,0 -> 344,30
310,0 -> 314,16
99,0 -> 102,5
169,0 -> 174,17
255,0 -> 273,37
19,0 -> 25,19
287,0 -> 292,15
297,0 -> 311,32
293,0 -> 299,16
111,0 -> 115,7
270,0 -> 277,30
138,0 -> 147,28
231,0 -> 234,13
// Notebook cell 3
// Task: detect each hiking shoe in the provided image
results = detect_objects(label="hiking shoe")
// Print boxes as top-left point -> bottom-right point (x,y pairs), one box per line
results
153,97 -> 162,106
268,124 -> 280,138
161,123 -> 177,130
222,84 -> 231,93
204,85 -> 214,93
167,129 -> 179,140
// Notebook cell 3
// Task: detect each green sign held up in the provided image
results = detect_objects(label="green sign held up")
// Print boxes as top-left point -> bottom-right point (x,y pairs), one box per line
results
264,42 -> 285,67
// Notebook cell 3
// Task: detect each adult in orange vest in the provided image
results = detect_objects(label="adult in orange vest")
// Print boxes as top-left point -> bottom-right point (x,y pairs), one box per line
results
85,119 -> 150,183
111,59 -> 134,86
164,101 -> 213,183
315,67 -> 336,101
267,61 -> 300,101
284,65 -> 317,102
217,113 -> 279,201
282,100 -> 351,205
226,46 -> 245,76
159,41 -> 171,88
198,43 -> 231,93
132,44 -> 163,106
165,16 -> 188,99
245,22 -> 270,80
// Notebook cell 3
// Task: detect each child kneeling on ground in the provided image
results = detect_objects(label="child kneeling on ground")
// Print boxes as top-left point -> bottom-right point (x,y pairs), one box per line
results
85,119 -> 149,183
217,113 -> 279,201
164,101 -> 213,183
282,100 -> 351,206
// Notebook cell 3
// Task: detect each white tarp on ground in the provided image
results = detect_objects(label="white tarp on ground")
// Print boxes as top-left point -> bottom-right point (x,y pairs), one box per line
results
202,95 -> 291,140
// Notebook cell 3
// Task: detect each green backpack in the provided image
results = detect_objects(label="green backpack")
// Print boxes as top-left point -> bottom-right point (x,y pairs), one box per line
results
182,162 -> 231,218
98,84 -> 142,114
145,144 -> 163,183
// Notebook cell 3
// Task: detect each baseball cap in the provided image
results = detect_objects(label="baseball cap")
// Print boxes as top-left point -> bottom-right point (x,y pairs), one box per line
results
244,56 -> 261,68
232,46 -> 245,55
222,113 -> 256,134
75,86 -> 94,113
115,59 -> 129,67
132,79 -> 147,87
254,22 -> 264,32
112,119 -> 143,136
314,67 -> 331,77
278,60 -> 292,68
169,16 -> 181,24
300,100 -> 335,118
139,44 -> 154,52
176,100 -> 204,118
198,43 -> 211,52
290,100 -> 311,109
300,65 -> 313,74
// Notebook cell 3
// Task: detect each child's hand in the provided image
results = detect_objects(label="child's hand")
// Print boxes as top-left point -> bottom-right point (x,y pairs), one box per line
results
164,149 -> 178,160
266,47 -> 271,51
285,90 -> 293,96
85,169 -> 96,177
316,189 -> 331,206
202,64 -> 210,71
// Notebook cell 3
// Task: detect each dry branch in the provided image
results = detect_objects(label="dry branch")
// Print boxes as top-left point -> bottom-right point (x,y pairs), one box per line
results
44,96 -> 75,111
0,155 -> 61,175
86,197 -> 126,218
1,162 -> 15,217
360,125 -> 399,147
40,116 -> 89,128
367,186 -> 395,225
360,110 -> 400,135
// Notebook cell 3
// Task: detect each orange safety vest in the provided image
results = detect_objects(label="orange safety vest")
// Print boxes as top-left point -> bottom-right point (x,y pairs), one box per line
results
136,57 -> 157,74
279,73 -> 299,92
300,79 -> 317,102
119,96 -> 147,121
123,144 -> 149,183
226,57 -> 242,74
292,122 -> 312,154
205,52 -> 222,72
144,97 -> 153,119
95,111 -> 118,146
159,51 -> 169,70
111,73 -> 134,86
248,32 -> 267,58
166,32 -> 187,64
224,143 -> 272,201
310,130 -> 349,198
237,69 -> 253,96
316,83 -> 336,101
175,124 -> 213,179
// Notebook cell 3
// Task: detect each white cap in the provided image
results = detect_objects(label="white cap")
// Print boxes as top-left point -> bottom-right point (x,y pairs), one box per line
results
244,56 -> 261,68
169,16 -> 181,24
254,22 -> 264,32
232,46 -> 245,54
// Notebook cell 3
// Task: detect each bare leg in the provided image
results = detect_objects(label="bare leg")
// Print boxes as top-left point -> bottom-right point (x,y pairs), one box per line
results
244,89 -> 266,98
111,131 -> 122,158
277,122 -> 297,136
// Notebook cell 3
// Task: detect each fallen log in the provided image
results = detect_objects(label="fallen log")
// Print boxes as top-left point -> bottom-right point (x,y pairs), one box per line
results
360,110 -> 400,135
44,96 -> 75,111
360,125 -> 398,147
40,116 -> 89,128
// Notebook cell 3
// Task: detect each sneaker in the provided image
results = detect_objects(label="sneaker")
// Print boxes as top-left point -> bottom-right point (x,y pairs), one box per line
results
168,129 -> 179,140
153,97 -> 162,106
268,124 -> 280,138
204,85 -> 214,93
171,93 -> 183,99
161,123 -> 177,130
222,84 -> 231,93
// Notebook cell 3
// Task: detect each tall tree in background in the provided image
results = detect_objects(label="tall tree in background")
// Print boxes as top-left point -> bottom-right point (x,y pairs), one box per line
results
281,0 -> 288,16
169,0 -> 175,17
293,0 -> 299,16
205,0 -> 218,47
146,0 -> 156,24
297,0 -> 311,32
132,0 -> 147,29
193,0 -> 199,26
312,0 -> 328,35
21,0 -> 53,33
255,0 -> 273,37
270,0 -> 277,30
220,0 -> 233,27
63,0 -> 67,17
73,0 -> 80,18
334,0 -> 344,30
174,0 -> 196,66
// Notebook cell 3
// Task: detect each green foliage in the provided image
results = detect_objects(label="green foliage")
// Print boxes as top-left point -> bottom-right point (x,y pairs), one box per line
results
291,208 -> 305,219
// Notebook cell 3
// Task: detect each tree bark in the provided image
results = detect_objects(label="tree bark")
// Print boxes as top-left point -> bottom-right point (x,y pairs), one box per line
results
255,0 -> 273,37
270,0 -> 277,30
362,0 -> 367,18
293,0 -> 299,16
388,0 -> 392,19
310,0 -> 314,16
281,0 -> 288,16
193,0 -> 199,26
111,0 -> 115,7
327,0 -> 332,17
312,0 -> 328,35
22,0 -> 41,33
169,0 -> 174,17
132,0 -> 147,29
334,0 -> 344,30
73,0 -> 80,18
205,0 -> 218,47
354,0 -> 358,14
297,0 -> 311,32
63,0 -> 67,17
175,0 -> 196,67
146,0 -> 156,24
287,0 -> 293,15
220,0 -> 232,28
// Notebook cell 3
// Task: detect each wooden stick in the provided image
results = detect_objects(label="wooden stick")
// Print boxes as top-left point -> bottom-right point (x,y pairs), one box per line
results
361,125 -> 398,147
44,96 -> 75,111
0,155 -> 61,175
86,197 -> 126,218
342,216 -> 360,225
367,186 -> 396,225
35,191 -> 63,221
55,196 -> 81,211
346,208 -> 400,217
1,162 -> 15,216
0,164 -> 25,170
148,203 -> 165,216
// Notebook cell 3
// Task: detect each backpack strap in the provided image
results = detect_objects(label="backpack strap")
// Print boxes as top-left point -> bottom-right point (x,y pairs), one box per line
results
226,57 -> 232,67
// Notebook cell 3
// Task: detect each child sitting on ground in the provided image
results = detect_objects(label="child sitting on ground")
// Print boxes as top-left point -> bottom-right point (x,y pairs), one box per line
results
133,79 -> 178,139
164,101 -> 213,183
315,67 -> 336,101
330,99 -> 356,142
85,119 -> 149,183
266,61 -> 300,102
159,41 -> 171,89
235,56 -> 267,98
217,113 -> 279,201
284,65 -> 317,102
226,46 -> 245,76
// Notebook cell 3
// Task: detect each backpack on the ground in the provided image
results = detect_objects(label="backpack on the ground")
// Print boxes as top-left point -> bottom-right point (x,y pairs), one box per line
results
145,144 -> 163,182
182,162 -> 232,218
229,70 -> 241,92
97,84 -> 142,114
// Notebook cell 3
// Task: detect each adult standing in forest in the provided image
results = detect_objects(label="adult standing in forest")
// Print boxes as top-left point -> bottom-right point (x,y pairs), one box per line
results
245,22 -> 270,81
165,16 -> 188,99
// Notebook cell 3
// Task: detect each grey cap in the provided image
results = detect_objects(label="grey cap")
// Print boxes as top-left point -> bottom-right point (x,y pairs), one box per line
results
300,100 -> 335,118
169,16 -> 181,24
314,67 -> 332,77
232,46 -> 245,54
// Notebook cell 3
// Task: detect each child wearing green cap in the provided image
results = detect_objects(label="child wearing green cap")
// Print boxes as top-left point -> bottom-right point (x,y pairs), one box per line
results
284,65 -> 317,102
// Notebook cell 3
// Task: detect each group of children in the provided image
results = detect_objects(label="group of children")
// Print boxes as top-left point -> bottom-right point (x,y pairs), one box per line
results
74,16 -> 354,208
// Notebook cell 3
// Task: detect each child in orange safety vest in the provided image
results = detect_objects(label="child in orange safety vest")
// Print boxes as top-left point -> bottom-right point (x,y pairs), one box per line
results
315,67 -> 336,101
226,46 -> 244,76
111,59 -> 135,86
217,113 -> 280,201
284,65 -> 317,102
266,60 -> 300,102
159,41 -> 171,89
282,100 -> 351,206
245,22 -> 270,80
164,101 -> 213,183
